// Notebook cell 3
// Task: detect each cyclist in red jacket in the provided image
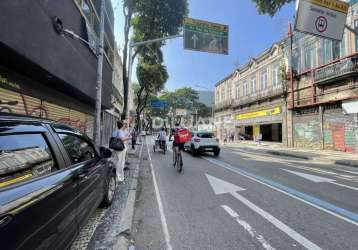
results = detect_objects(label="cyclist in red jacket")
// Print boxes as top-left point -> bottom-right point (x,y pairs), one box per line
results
172,123 -> 191,171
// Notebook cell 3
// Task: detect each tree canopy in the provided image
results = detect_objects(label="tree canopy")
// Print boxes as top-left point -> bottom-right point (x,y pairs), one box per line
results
121,0 -> 188,117
251,0 -> 294,16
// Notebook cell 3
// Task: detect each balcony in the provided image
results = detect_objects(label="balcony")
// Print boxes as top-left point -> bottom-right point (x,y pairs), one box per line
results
233,84 -> 285,107
214,99 -> 233,112
314,55 -> 358,85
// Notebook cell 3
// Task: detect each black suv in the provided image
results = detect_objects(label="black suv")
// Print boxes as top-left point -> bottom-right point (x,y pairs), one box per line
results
0,115 -> 117,249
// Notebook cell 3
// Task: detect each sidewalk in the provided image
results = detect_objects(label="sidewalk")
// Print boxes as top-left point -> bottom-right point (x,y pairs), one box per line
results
87,144 -> 143,250
223,140 -> 358,168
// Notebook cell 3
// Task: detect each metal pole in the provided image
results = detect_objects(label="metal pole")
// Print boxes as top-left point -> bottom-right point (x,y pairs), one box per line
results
126,34 -> 183,119
93,0 -> 105,145
288,22 -> 294,148
132,34 -> 183,47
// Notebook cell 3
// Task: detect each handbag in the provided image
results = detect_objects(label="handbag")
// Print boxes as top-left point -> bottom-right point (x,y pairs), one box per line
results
109,137 -> 125,151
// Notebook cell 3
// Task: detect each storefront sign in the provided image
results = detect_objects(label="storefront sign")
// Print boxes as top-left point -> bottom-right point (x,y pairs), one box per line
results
235,107 -> 281,120
0,74 -> 21,90
175,108 -> 187,116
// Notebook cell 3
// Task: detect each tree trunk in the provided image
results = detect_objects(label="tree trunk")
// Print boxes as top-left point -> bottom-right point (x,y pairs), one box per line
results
122,2 -> 133,119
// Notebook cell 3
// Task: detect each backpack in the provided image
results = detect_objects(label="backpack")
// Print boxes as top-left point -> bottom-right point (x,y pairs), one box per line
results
174,128 -> 191,143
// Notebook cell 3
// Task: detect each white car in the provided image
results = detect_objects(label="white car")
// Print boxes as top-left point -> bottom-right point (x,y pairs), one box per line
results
184,131 -> 220,156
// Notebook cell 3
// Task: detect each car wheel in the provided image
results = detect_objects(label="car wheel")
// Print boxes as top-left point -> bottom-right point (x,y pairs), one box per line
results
213,149 -> 220,157
100,173 -> 116,208
191,145 -> 199,156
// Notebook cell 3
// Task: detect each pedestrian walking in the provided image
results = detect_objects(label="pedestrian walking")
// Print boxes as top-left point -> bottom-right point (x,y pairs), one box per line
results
112,120 -> 131,182
131,128 -> 138,150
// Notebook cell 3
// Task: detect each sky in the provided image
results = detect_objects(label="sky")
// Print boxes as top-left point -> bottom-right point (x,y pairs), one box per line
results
111,0 -> 296,91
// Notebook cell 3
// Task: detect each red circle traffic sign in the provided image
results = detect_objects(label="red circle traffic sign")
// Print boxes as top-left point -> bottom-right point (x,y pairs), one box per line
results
315,16 -> 327,33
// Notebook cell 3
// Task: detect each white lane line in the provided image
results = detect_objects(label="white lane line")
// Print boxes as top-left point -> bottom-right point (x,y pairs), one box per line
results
283,168 -> 358,191
146,138 -> 173,250
204,157 -> 358,227
334,168 -> 358,175
221,205 -> 276,250
331,182 -> 358,191
229,192 -> 322,250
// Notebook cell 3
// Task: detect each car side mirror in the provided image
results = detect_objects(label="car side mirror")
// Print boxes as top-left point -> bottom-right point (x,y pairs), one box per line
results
100,146 -> 112,158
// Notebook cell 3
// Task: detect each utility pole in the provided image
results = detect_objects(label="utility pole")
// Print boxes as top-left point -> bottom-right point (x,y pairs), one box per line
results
93,0 -> 105,145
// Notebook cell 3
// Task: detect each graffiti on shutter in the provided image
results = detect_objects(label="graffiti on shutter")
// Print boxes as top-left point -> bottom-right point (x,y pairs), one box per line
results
323,109 -> 356,153
0,87 -> 94,137
293,112 -> 321,149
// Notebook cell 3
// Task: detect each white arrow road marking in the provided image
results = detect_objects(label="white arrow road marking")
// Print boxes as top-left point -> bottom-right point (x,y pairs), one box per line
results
282,169 -> 335,183
283,169 -> 358,191
192,34 -> 198,48
206,174 -> 245,194
205,174 -> 322,250
222,205 -> 276,250
204,157 -> 358,226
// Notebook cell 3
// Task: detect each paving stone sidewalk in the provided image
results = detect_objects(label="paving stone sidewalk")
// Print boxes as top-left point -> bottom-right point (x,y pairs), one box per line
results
70,145 -> 141,250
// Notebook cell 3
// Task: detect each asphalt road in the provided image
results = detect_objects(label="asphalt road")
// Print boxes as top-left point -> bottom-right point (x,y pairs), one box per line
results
132,137 -> 358,250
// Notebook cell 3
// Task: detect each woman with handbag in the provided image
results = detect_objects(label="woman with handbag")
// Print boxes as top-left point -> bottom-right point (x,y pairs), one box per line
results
111,121 -> 131,182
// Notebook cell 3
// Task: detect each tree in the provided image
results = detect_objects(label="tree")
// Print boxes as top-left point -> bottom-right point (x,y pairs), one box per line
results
251,0 -> 294,16
134,55 -> 168,129
121,0 -> 188,118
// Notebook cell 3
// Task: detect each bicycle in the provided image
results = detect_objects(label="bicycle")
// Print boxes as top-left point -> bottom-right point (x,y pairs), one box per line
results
172,145 -> 183,173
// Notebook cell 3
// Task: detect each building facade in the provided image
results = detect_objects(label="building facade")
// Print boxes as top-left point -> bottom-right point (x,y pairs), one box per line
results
0,0 -> 119,141
214,73 -> 235,140
233,43 -> 287,143
285,2 -> 358,153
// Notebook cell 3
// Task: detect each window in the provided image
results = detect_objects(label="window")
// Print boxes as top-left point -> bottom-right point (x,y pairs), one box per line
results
235,83 -> 240,99
74,0 -> 114,65
216,91 -> 220,102
304,44 -> 316,70
0,134 -> 56,188
228,85 -> 232,99
332,34 -> 346,60
321,39 -> 332,64
251,76 -> 256,94
260,70 -> 267,90
292,48 -> 300,73
272,64 -> 280,87
243,80 -> 248,96
221,88 -> 225,100
58,134 -> 96,164
332,40 -> 341,60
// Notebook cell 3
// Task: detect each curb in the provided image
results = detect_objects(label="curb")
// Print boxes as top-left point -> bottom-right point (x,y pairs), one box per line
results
266,150 -> 311,160
335,160 -> 358,168
113,143 -> 143,250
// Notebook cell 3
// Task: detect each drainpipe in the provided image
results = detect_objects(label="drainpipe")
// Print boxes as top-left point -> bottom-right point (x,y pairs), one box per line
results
288,23 -> 294,110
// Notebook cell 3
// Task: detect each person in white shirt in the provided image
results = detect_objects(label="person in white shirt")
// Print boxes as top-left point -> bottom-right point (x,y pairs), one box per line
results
112,120 -> 131,182
158,127 -> 167,148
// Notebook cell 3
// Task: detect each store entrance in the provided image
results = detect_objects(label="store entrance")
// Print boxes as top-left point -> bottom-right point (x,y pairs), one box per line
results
260,123 -> 282,142
244,126 -> 253,140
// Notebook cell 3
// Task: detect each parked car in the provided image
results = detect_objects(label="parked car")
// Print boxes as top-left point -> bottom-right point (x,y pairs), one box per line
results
0,114 -> 117,250
184,131 -> 220,156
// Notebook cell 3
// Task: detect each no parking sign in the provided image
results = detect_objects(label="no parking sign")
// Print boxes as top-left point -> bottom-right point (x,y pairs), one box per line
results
295,0 -> 349,40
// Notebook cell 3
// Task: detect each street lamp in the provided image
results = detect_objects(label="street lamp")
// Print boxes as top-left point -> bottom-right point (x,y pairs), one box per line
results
51,0 -> 106,146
